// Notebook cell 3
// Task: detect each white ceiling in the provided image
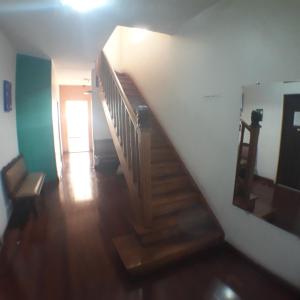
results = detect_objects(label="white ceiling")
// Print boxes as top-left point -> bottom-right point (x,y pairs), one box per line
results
0,0 -> 218,84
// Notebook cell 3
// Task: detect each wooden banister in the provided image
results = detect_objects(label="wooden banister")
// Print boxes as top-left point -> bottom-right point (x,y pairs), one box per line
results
234,116 -> 261,211
241,120 -> 251,131
99,51 -> 152,228
100,52 -> 138,125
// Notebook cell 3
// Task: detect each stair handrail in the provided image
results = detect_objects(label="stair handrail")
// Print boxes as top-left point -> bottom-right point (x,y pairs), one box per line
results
100,51 -> 150,128
98,50 -> 152,227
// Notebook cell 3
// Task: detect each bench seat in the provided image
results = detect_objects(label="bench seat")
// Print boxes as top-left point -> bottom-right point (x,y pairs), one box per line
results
14,172 -> 45,199
2,155 -> 46,228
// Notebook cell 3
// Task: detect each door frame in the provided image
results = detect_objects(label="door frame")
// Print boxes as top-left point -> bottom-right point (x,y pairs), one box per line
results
276,94 -> 300,188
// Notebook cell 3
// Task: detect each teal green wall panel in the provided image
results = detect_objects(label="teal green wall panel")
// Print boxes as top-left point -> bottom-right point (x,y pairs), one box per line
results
16,54 -> 57,181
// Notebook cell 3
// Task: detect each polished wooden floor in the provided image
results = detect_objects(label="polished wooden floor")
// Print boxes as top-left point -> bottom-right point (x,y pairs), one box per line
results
0,153 -> 298,300
241,177 -> 300,237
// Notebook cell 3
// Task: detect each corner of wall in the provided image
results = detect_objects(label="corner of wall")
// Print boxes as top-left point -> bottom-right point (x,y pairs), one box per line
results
0,30 -> 19,237
16,54 -> 58,181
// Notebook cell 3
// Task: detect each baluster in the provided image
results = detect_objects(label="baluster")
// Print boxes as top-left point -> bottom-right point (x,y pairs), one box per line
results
106,75 -> 110,111
136,105 -> 152,227
121,103 -> 127,151
118,95 -> 122,138
110,80 -> 114,120
104,57 -> 111,113
127,120 -> 133,169
114,84 -> 117,123
124,112 -> 128,159
113,84 -> 117,126
118,101 -> 121,143
118,97 -> 123,145
235,123 -> 245,185
107,70 -> 111,112
136,130 -> 140,190
131,124 -> 137,181
245,122 -> 260,211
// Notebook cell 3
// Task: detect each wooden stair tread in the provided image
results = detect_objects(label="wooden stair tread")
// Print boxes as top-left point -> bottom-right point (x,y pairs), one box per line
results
151,148 -> 177,163
152,189 -> 201,218
153,191 -> 200,207
113,230 -> 224,274
151,142 -> 170,149
117,79 -> 133,86
151,161 -> 183,178
122,84 -> 139,91
151,131 -> 165,139
152,199 -> 199,218
116,73 -> 129,78
152,175 -> 191,196
154,205 -> 215,229
151,139 -> 169,148
137,204 -> 220,245
124,90 -> 141,96
133,205 -> 215,236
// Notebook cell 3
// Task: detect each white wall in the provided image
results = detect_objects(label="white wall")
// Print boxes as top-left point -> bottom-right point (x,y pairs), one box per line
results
103,0 -> 300,288
51,62 -> 63,178
91,69 -> 111,144
242,82 -> 300,181
0,31 -> 18,238
103,26 -> 123,73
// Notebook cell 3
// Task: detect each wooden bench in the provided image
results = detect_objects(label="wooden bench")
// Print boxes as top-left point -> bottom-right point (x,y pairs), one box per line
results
2,155 -> 45,227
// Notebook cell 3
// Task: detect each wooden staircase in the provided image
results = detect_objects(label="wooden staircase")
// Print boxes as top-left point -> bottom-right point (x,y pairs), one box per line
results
97,51 -> 224,274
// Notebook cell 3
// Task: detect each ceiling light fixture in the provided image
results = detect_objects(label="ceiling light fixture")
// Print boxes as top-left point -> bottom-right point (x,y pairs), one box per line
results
61,0 -> 106,12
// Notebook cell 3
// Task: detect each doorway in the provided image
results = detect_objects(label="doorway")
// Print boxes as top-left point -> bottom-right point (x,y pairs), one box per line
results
60,85 -> 93,154
277,94 -> 300,190
66,100 -> 90,152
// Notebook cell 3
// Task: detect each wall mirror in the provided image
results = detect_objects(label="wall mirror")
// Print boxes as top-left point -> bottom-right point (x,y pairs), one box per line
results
233,81 -> 300,238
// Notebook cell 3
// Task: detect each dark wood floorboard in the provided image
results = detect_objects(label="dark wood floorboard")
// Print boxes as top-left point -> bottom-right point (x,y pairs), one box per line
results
0,152 -> 298,300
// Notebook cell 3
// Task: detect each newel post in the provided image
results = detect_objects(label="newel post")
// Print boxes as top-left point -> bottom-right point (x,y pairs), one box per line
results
245,111 -> 261,211
136,105 -> 152,227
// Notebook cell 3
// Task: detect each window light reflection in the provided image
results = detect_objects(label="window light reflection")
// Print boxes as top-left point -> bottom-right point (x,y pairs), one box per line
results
68,153 -> 93,202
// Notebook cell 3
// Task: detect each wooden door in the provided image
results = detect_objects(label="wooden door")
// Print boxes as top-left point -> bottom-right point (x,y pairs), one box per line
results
277,94 -> 300,189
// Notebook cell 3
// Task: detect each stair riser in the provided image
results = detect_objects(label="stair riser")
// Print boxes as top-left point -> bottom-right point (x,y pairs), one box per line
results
139,226 -> 181,245
139,220 -> 212,246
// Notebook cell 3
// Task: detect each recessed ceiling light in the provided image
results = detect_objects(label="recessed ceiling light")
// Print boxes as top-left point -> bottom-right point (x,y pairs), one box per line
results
61,0 -> 106,12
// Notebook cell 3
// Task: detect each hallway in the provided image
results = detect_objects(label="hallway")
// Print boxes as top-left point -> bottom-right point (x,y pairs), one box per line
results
0,153 -> 298,300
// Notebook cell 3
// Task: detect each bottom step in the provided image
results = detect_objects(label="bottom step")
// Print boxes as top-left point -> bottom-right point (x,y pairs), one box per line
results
113,230 -> 224,275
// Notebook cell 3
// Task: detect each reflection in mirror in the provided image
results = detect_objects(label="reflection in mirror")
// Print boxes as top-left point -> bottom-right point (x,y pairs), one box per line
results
233,81 -> 300,238
293,111 -> 300,126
